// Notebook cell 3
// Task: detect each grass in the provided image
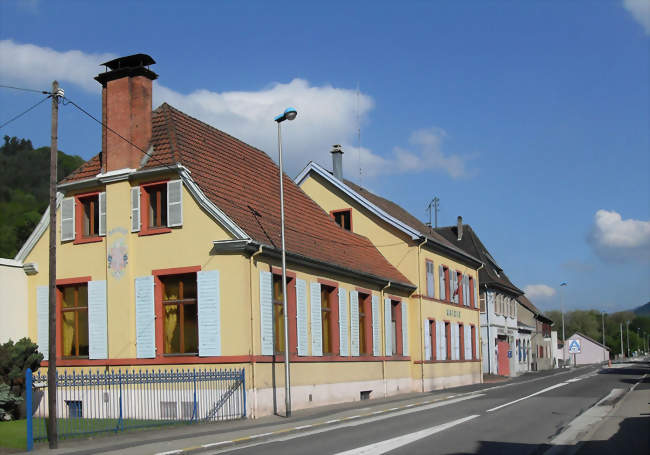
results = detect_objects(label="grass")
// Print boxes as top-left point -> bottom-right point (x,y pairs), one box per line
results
0,420 -> 26,450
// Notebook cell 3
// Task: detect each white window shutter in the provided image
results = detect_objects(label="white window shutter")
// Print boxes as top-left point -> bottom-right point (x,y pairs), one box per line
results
338,288 -> 349,356
440,321 -> 447,361
475,326 -> 480,359
135,276 -> 155,358
439,265 -> 446,300
131,186 -> 141,232
88,280 -> 108,359
310,282 -> 322,356
451,323 -> 458,360
372,295 -> 380,356
426,262 -> 434,297
452,272 -> 458,304
349,291 -> 359,357
424,319 -> 431,361
61,197 -> 75,241
36,286 -> 49,360
259,271 -> 273,356
167,180 -> 183,227
464,275 -> 469,306
474,281 -> 478,308
384,297 -> 392,356
198,270 -> 221,357
401,301 -> 408,356
464,325 -> 472,360
296,279 -> 308,356
98,192 -> 107,236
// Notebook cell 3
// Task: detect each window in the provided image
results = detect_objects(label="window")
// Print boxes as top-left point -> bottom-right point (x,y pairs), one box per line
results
358,292 -> 372,355
59,283 -> 89,358
146,184 -> 168,229
445,322 -> 451,360
459,324 -> 465,360
320,285 -> 336,355
471,325 -> 477,359
61,192 -> 106,243
426,261 -> 435,297
161,273 -> 198,354
273,275 -> 286,353
390,300 -> 403,356
331,209 -> 352,230
429,319 -> 437,360
79,194 -> 99,238
133,180 -> 183,235
469,277 -> 475,308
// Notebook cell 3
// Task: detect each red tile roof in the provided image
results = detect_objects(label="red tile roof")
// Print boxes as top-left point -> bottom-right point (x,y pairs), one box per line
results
61,103 -> 413,288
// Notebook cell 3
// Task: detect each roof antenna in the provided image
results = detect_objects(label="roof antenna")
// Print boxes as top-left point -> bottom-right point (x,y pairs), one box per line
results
356,82 -> 362,183
425,197 -> 440,228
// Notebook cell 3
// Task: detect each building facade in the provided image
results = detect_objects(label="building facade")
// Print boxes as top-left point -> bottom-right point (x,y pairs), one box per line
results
0,258 -> 29,343
563,332 -> 609,366
297,159 -> 483,391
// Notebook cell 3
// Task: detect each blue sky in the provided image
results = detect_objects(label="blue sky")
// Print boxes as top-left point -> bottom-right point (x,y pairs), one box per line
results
1,0 -> 648,313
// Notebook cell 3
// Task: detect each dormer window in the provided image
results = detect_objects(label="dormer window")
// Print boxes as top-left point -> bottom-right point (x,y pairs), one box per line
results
60,191 -> 106,244
145,184 -> 168,228
131,180 -> 183,235
331,209 -> 352,231
80,194 -> 100,237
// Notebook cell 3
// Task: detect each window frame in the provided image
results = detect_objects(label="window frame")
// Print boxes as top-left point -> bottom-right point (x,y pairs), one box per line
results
159,272 -> 199,355
443,266 -> 450,302
56,276 -> 92,359
471,324 -> 477,360
459,324 -> 465,360
357,290 -> 373,356
428,318 -> 437,361
271,269 -> 297,355
330,208 -> 352,231
140,180 -> 172,236
318,280 -> 339,356
389,298 -> 403,356
445,321 -> 451,360
73,191 -> 103,244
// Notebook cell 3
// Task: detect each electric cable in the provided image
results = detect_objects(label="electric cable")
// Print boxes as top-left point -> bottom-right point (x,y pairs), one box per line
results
0,96 -> 50,130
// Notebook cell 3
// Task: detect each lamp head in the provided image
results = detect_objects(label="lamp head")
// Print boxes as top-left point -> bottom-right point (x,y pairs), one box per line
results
275,107 -> 298,123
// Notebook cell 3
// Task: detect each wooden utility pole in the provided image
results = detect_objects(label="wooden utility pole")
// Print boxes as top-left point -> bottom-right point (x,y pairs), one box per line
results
47,80 -> 60,449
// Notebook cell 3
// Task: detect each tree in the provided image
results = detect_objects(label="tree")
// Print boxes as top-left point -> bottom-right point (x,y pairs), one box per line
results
0,338 -> 43,419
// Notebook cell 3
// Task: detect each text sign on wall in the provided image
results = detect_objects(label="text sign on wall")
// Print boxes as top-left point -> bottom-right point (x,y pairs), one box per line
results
568,339 -> 581,354
446,309 -> 461,319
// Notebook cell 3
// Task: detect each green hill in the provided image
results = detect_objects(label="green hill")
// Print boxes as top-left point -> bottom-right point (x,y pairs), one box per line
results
634,303 -> 650,316
0,136 -> 85,258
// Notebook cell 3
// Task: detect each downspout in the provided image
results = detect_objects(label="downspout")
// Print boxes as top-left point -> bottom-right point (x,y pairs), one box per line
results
249,245 -> 263,418
484,284 -> 491,375
380,281 -> 391,398
475,263 -> 484,382
416,238 -> 427,392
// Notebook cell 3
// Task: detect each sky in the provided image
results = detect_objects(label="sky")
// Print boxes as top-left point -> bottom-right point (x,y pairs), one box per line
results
0,0 -> 648,313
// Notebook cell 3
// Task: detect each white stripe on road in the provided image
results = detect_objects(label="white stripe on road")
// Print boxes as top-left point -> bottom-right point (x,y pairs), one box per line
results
487,382 -> 568,412
332,415 -> 480,455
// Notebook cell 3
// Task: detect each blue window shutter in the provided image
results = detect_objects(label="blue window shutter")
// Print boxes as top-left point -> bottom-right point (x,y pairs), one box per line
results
296,279 -> 308,356
453,272 -> 459,304
401,301 -> 408,356
259,271 -> 273,356
135,276 -> 155,358
436,321 -> 443,360
36,286 -> 48,360
60,197 -> 75,241
440,321 -> 447,360
167,180 -> 183,227
310,282 -> 322,356
438,265 -> 446,301
424,319 -> 431,361
384,297 -> 392,356
474,281 -> 478,308
372,295 -> 380,356
464,325 -> 472,360
198,270 -> 220,357
426,262 -> 434,297
98,192 -> 107,236
349,291 -> 359,356
131,187 -> 141,232
88,280 -> 108,359
338,288 -> 349,356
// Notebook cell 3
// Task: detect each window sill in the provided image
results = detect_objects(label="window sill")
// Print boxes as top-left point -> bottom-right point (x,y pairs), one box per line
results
139,227 -> 172,237
73,236 -> 103,245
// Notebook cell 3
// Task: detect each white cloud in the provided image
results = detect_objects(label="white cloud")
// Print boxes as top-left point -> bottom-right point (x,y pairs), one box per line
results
523,284 -> 557,300
589,209 -> 650,263
0,39 -> 471,179
623,0 -> 650,34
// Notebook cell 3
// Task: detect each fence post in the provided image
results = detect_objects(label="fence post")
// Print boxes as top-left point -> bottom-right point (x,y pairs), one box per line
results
242,369 -> 246,419
192,369 -> 197,422
26,368 -> 33,451
118,370 -> 124,432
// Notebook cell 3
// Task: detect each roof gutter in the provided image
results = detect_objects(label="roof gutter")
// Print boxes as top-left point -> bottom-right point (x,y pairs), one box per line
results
421,236 -> 482,268
211,239 -> 416,294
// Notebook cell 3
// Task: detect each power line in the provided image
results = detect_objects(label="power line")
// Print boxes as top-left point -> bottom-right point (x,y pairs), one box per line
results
0,96 -> 50,130
0,84 -> 50,94
63,97 -> 409,249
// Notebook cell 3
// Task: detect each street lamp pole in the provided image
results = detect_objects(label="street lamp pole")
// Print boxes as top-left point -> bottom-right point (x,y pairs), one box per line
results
626,320 -> 630,358
560,281 -> 567,368
601,312 -> 606,362
274,107 -> 297,417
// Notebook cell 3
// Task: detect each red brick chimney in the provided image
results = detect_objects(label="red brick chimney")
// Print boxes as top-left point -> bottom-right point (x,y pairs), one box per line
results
95,54 -> 157,172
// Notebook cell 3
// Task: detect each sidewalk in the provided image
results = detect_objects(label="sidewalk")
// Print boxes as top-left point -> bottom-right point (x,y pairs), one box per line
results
24,366 -> 585,455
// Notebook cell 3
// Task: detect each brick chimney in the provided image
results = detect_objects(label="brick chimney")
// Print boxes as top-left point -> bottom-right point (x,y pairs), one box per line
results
457,215 -> 463,241
95,54 -> 157,172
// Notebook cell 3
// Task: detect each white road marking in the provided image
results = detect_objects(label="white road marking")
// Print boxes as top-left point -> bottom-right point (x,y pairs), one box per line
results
202,441 -> 232,448
294,424 -> 313,430
332,415 -> 480,455
487,382 -> 568,412
155,451 -> 182,455
248,432 -> 272,439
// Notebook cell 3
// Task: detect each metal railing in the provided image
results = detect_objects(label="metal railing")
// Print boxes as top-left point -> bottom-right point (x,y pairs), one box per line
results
26,367 -> 246,449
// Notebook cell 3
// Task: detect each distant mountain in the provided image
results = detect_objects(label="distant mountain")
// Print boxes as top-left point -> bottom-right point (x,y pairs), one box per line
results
633,303 -> 650,316
0,136 -> 85,258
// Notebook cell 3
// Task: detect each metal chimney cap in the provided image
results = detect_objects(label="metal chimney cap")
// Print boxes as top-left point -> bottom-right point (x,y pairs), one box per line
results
331,144 -> 343,154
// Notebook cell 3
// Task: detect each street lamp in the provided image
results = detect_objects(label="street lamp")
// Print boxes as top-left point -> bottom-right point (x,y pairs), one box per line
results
274,107 -> 297,417
560,282 -> 567,367
601,311 -> 606,363
626,320 -> 630,358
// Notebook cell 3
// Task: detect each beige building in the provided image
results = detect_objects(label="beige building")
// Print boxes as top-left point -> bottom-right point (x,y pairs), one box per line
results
0,258 -> 30,343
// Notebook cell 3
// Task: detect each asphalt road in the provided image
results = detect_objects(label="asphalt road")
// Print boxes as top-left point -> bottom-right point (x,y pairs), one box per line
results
203,364 -> 648,455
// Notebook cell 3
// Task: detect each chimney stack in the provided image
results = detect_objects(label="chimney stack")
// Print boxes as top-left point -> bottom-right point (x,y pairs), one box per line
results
95,54 -> 157,172
457,216 -> 463,241
331,144 -> 344,181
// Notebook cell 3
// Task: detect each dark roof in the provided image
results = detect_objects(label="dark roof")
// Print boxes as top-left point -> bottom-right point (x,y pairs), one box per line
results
434,224 -> 523,296
570,332 -> 610,351
342,179 -> 479,263
517,294 -> 554,324
60,104 -> 413,288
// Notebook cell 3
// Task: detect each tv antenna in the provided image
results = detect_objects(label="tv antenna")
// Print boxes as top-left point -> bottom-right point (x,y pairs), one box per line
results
426,197 -> 440,228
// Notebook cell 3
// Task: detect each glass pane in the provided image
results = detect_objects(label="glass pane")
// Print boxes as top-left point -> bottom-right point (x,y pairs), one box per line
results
78,309 -> 89,356
62,312 -> 75,356
359,313 -> 366,354
322,311 -> 331,354
183,303 -> 198,353
164,304 -> 180,353
77,286 -> 88,308
162,274 -> 196,300
62,287 -> 76,308
83,200 -> 91,236
321,288 -> 330,309
392,320 -> 397,355
273,276 -> 283,302
273,303 -> 285,353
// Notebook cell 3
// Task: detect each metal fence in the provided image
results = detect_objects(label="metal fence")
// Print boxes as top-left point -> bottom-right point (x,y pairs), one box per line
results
26,367 -> 246,449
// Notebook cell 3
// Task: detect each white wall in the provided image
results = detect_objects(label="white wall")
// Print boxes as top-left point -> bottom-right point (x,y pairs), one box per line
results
0,259 -> 28,343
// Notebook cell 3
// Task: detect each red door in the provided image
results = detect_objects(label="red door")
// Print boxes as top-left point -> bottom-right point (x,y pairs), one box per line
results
497,341 -> 510,376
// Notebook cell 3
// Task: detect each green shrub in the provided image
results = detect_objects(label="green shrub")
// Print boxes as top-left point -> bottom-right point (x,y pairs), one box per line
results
0,338 -> 43,419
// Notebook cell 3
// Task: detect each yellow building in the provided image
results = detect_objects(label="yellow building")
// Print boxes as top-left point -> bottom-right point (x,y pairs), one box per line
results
16,54 -> 426,418
296,156 -> 483,390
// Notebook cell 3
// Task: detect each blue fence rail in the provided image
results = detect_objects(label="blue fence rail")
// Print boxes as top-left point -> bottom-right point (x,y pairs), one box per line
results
26,367 -> 246,449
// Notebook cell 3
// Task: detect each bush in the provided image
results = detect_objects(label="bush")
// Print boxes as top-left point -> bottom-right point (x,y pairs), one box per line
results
0,338 -> 43,419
